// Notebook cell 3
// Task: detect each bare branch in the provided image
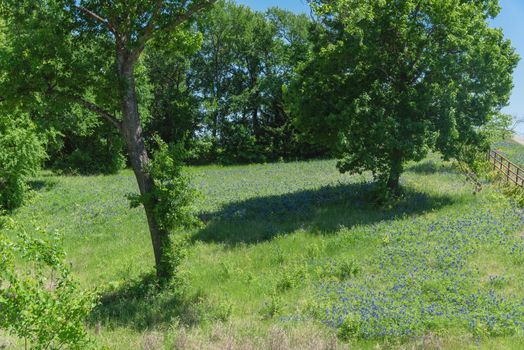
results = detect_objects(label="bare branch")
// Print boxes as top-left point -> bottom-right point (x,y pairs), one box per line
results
75,5 -> 117,34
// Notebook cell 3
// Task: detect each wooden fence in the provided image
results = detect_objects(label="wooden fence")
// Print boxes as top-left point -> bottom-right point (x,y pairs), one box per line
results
488,150 -> 524,188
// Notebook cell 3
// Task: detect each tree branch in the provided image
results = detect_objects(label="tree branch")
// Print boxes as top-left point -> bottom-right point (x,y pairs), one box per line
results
133,1 -> 164,54
169,0 -> 218,31
75,5 -> 117,34
73,96 -> 122,131
130,0 -> 218,63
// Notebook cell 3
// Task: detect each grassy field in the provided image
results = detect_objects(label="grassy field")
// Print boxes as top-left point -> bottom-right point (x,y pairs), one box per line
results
3,155 -> 524,349
494,139 -> 524,168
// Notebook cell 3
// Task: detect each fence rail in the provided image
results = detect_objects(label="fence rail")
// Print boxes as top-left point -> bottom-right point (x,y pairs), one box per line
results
488,150 -> 524,188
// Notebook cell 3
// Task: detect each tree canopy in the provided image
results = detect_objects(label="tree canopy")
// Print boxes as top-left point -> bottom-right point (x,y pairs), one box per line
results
0,0 -> 217,281
291,0 -> 519,195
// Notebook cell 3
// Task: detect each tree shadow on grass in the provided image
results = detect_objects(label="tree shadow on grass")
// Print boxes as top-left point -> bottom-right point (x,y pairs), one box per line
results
89,274 -> 219,331
27,179 -> 58,192
406,159 -> 457,175
194,181 -> 455,245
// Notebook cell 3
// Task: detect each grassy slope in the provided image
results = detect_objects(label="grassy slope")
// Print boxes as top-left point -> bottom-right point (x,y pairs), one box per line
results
494,139 -> 524,168
5,155 -> 524,349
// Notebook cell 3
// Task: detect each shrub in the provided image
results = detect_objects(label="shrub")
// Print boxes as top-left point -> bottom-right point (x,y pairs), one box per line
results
185,136 -> 215,165
217,123 -> 266,164
337,314 -> 362,341
0,114 -> 46,210
128,137 -> 201,282
485,161 -> 524,207
50,122 -> 126,175
499,180 -> 524,208
0,219 -> 97,349
260,293 -> 282,320
135,137 -> 202,232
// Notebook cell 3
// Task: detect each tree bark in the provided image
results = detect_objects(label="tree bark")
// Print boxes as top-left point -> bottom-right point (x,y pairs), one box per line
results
387,150 -> 403,195
252,106 -> 259,137
118,57 -> 173,281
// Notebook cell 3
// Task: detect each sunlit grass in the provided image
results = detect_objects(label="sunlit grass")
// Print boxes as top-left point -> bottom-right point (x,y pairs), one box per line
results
5,155 -> 524,349
494,139 -> 524,168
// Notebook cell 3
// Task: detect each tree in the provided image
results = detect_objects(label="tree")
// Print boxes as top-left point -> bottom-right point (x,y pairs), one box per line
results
291,0 -> 519,195
0,20 -> 46,210
0,0 -> 216,281
191,1 -> 322,163
0,114 -> 46,210
0,219 -> 96,349
144,30 -> 203,148
48,109 -> 126,175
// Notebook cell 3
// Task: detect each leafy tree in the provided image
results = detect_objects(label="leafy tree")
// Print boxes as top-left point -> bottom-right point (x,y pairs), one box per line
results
0,21 -> 46,210
0,218 -> 96,349
49,110 -> 126,175
0,114 -> 46,210
191,1 -> 322,163
292,0 -> 519,195
189,0 -> 240,159
144,30 -> 203,148
0,0 -> 217,281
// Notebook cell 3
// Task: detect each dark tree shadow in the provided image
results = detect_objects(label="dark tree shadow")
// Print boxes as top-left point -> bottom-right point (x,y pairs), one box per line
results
89,274 -> 212,331
406,159 -> 457,175
194,182 -> 455,245
90,176 -> 455,330
27,179 -> 58,192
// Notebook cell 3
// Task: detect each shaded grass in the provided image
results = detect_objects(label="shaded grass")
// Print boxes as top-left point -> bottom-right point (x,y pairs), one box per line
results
5,156 -> 524,349
196,183 -> 454,244
88,273 -> 229,331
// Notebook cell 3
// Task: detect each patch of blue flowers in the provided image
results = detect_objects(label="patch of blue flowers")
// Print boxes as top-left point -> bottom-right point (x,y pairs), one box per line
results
317,205 -> 524,339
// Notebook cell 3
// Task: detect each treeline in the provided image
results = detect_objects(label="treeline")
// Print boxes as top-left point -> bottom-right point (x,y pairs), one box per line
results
1,0 -> 516,213
44,1 -> 326,175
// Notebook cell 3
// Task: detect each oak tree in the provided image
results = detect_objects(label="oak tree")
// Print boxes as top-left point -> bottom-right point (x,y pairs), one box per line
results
292,0 -> 519,195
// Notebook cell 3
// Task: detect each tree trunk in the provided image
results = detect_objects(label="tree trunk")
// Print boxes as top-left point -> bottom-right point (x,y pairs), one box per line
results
118,60 -> 173,281
387,151 -> 403,195
250,75 -> 260,138
252,106 -> 259,137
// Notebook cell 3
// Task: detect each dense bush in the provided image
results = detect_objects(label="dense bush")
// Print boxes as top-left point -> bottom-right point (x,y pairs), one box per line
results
144,139 -> 201,232
49,119 -> 126,175
0,218 -> 97,349
217,123 -> 266,164
0,115 -> 46,210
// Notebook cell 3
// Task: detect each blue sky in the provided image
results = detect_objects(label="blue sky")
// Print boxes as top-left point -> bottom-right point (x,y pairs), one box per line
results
237,0 -> 524,134
236,0 -> 309,13
492,0 -> 524,134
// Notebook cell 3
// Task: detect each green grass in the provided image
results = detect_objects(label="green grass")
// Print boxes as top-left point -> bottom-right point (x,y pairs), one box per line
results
493,139 -> 524,168
4,155 -> 524,349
